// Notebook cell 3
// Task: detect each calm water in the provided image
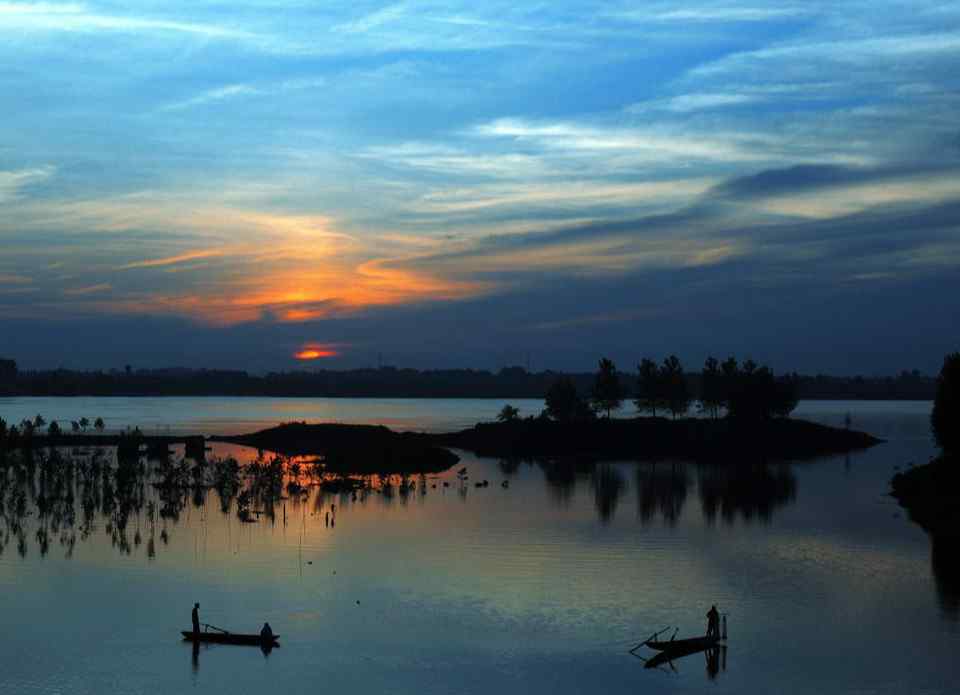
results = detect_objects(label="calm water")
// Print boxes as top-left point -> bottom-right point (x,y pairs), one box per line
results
1,398 -> 955,694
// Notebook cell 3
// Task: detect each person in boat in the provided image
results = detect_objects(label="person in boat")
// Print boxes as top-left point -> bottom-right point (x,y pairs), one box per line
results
192,603 -> 201,639
260,622 -> 273,642
706,605 -> 719,639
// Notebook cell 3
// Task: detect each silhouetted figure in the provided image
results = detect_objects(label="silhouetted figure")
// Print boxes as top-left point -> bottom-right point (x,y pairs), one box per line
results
192,602 -> 200,639
706,605 -> 719,639
260,622 -> 273,642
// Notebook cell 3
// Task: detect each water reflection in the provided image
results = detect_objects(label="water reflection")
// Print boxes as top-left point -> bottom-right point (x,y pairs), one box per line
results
641,644 -> 728,678
1,445 -> 805,562
635,462 -> 689,526
931,534 -> 960,619
591,464 -> 626,525
540,459 -> 581,507
698,463 -> 797,525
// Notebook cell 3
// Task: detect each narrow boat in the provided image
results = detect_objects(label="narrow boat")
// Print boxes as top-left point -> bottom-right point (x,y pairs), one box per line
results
181,631 -> 279,646
645,635 -> 718,652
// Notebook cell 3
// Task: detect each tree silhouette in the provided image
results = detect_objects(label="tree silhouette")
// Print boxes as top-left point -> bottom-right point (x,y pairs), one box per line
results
660,355 -> 691,419
48,420 -> 61,437
94,417 -> 105,433
932,352 -> 960,455
79,417 -> 90,433
545,376 -> 591,422
635,358 -> 665,416
497,404 -> 520,423
699,356 -> 723,419
722,358 -> 798,421
591,357 -> 623,418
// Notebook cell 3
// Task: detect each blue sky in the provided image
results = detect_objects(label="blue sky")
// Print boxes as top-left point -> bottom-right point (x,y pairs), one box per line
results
1,1 -> 959,373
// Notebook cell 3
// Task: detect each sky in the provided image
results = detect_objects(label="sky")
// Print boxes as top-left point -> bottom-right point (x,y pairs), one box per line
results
1,1 -> 959,374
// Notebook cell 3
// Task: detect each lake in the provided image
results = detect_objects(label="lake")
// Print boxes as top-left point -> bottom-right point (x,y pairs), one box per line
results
0,397 -> 955,694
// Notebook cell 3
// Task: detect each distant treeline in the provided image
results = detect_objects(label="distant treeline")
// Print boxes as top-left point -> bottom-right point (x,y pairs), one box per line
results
0,357 -> 936,400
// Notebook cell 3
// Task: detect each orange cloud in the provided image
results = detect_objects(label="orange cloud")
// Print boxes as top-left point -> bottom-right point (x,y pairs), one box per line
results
294,343 -> 340,360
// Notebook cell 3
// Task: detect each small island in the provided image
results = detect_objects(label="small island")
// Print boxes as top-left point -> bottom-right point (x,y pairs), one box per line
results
212,422 -> 460,475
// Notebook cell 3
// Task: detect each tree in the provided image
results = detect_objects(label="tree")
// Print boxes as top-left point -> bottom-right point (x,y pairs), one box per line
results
660,355 -> 691,419
719,356 -> 740,412
79,417 -> 90,433
71,420 -> 80,434
545,376 -> 591,422
34,414 -> 45,428
635,358 -> 664,416
591,357 -> 623,418
94,417 -> 105,433
772,374 -> 800,418
48,420 -> 61,437
699,356 -> 723,419
932,352 -> 960,455
722,358 -> 797,421
497,404 -> 520,423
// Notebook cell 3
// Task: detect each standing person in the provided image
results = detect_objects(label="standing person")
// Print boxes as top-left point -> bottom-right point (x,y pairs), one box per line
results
192,602 -> 200,639
706,605 -> 719,639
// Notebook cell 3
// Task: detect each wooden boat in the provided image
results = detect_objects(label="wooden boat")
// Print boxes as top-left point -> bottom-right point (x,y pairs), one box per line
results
181,631 -> 279,646
645,635 -> 718,652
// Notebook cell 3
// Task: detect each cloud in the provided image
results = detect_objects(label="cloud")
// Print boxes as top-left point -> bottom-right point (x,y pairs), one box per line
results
474,118 -> 765,163
0,2 -> 256,40
689,32 -> 960,80
162,84 -> 260,112
712,163 -> 960,218
117,249 -> 225,270
0,166 -> 54,202
333,3 -> 407,34
63,282 -> 110,295
651,7 -> 808,22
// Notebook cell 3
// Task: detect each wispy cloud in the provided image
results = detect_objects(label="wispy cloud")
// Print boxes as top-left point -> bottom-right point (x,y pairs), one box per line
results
0,165 -> 54,202
162,84 -> 259,112
474,118 -> 769,163
63,282 -> 110,295
650,7 -> 808,23
117,249 -> 225,270
0,2 -> 255,40
333,3 -> 407,33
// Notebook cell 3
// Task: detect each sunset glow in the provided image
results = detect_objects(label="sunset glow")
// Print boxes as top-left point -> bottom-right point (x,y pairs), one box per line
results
294,344 -> 340,360
0,0 -> 957,372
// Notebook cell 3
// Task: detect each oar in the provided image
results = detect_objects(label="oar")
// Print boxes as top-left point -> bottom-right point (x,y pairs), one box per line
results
629,626 -> 670,654
203,623 -> 230,634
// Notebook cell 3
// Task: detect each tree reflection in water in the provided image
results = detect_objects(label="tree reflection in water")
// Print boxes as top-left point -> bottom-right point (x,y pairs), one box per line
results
698,463 -> 797,525
540,458 -> 581,507
930,533 -> 960,619
635,462 -> 689,526
0,445 -> 384,560
591,464 -> 626,525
